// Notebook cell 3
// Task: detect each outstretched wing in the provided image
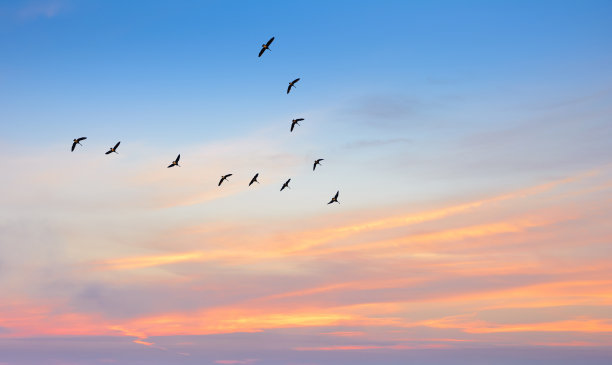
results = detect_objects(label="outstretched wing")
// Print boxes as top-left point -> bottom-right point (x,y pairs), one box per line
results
71,141 -> 77,151
114,141 -> 120,149
266,37 -> 274,46
249,173 -> 258,186
176,154 -> 180,163
218,177 -> 224,186
258,48 -> 265,57
334,191 -> 339,199
105,150 -> 112,155
226,174 -> 233,178
167,163 -> 174,168
290,122 -> 295,132
292,78 -> 300,84
295,118 -> 304,122
77,137 -> 87,142
287,84 -> 292,94
313,161 -> 317,171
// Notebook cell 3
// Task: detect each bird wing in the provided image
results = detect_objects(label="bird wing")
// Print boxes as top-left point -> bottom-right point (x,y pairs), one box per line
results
292,78 -> 300,84
218,177 -> 224,186
71,141 -> 77,151
176,154 -> 180,163
313,161 -> 316,171
287,84 -> 292,94
296,118 -> 304,122
77,137 -> 87,142
266,37 -> 274,46
334,191 -> 339,199
114,141 -> 120,149
105,150 -> 112,155
167,164 -> 174,168
290,123 -> 295,132
226,174 -> 233,178
258,48 -> 265,57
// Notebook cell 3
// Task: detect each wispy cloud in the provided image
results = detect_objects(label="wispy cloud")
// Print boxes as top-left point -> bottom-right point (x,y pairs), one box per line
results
17,0 -> 66,20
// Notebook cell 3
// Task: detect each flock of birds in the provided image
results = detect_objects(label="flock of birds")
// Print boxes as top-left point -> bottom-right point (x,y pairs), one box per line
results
70,36 -> 340,205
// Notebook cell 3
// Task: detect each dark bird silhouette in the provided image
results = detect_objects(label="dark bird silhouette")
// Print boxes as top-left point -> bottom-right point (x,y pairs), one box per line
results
313,158 -> 324,171
258,36 -> 274,57
249,173 -> 260,186
280,178 -> 291,191
71,137 -> 87,152
105,141 -> 120,155
287,78 -> 300,94
168,154 -> 181,168
218,174 -> 233,186
328,191 -> 340,204
290,118 -> 304,132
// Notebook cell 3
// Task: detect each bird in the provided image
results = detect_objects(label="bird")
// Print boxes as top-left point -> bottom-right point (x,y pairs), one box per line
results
287,78 -> 300,94
280,178 -> 291,191
218,174 -> 232,186
249,173 -> 260,186
168,154 -> 180,168
258,36 -> 274,57
71,137 -> 87,152
328,191 -> 340,204
105,141 -> 120,155
313,158 -> 324,171
290,118 -> 304,132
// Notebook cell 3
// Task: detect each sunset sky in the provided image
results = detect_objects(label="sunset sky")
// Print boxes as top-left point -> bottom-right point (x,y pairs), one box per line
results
1,1 -> 612,364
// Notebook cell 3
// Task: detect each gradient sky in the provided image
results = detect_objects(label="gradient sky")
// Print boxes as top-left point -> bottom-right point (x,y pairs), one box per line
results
1,1 -> 612,364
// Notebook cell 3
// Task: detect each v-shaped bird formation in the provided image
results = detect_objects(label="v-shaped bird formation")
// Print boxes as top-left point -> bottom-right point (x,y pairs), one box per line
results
70,36 -> 339,205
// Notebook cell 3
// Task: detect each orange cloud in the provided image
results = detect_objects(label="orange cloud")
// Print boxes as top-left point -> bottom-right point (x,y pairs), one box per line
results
98,251 -> 205,270
418,314 -> 612,334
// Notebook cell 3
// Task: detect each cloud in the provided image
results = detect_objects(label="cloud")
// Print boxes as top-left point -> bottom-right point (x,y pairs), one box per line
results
344,94 -> 421,121
18,0 -> 66,20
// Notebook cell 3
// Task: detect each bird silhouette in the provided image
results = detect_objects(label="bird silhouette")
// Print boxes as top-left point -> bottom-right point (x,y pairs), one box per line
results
249,173 -> 260,186
105,141 -> 120,155
287,78 -> 300,94
168,154 -> 181,168
218,174 -> 232,186
290,118 -> 304,132
280,178 -> 291,191
328,191 -> 340,204
71,137 -> 87,152
313,158 -> 324,171
258,36 -> 274,57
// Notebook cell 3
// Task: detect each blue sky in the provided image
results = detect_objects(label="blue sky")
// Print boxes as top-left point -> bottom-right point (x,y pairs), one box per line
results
1,1 -> 612,365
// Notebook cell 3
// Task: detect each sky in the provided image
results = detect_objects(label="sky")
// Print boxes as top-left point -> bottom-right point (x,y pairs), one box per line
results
1,0 -> 612,364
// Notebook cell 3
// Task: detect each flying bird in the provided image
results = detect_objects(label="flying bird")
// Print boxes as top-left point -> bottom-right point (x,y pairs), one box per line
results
328,190 -> 340,204
280,178 -> 291,191
71,137 -> 87,152
287,78 -> 300,94
218,174 -> 233,186
105,141 -> 120,155
258,36 -> 274,57
168,154 -> 181,168
290,118 -> 304,132
313,158 -> 324,171
249,173 -> 260,186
